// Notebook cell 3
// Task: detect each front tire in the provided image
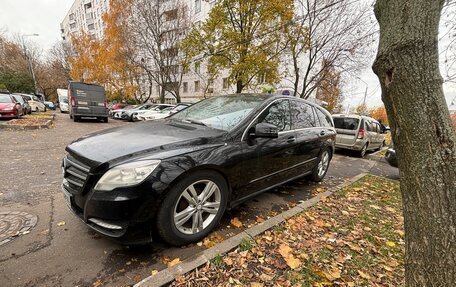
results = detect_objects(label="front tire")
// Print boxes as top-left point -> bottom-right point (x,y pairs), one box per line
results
358,144 -> 368,158
310,148 -> 331,182
156,171 -> 228,246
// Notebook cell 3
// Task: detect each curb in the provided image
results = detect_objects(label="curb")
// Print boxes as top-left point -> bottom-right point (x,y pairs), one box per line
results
365,147 -> 388,163
135,172 -> 369,287
0,118 -> 53,130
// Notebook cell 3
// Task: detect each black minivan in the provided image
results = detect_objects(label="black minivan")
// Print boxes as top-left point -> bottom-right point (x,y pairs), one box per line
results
62,94 -> 336,245
68,82 -> 109,122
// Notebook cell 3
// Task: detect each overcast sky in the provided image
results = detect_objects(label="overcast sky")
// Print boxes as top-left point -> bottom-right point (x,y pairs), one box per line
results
0,0 -> 454,109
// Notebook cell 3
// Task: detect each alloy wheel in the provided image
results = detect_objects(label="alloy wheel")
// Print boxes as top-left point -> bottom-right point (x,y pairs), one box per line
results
317,151 -> 330,178
173,180 -> 221,235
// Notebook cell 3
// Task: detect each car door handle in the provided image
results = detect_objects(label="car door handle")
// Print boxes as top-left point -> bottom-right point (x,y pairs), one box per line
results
287,136 -> 296,143
320,131 -> 326,136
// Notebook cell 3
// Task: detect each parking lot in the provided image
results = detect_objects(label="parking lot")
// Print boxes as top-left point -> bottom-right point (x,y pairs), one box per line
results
0,113 -> 399,287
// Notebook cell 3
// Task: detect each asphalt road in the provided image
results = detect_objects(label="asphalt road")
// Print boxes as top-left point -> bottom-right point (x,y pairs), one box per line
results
0,112 -> 399,287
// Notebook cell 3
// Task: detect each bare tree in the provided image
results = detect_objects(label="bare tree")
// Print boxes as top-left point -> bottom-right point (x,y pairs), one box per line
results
128,0 -> 191,103
441,1 -> 456,83
287,0 -> 376,99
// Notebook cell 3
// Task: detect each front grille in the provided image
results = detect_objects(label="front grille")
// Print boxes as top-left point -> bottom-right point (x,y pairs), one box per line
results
63,155 -> 90,195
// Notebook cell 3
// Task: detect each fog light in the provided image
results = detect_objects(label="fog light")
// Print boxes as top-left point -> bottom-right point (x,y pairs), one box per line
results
88,218 -> 123,230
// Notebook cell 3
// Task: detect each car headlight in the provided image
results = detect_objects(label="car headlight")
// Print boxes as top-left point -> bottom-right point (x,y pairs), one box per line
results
94,160 -> 161,191
3,107 -> 14,111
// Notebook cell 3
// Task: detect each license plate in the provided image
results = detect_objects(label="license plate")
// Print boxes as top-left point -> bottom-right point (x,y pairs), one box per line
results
78,101 -> 88,105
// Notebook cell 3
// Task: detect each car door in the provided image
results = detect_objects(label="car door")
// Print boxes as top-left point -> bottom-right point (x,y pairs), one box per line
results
289,100 -> 322,175
236,99 -> 298,198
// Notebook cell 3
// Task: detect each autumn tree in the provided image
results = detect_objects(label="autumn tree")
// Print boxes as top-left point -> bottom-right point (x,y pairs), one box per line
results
69,0 -> 140,101
372,1 -> 456,286
354,102 -> 368,115
127,0 -> 191,103
315,60 -> 342,113
182,0 -> 293,93
368,105 -> 389,125
289,0 -> 375,99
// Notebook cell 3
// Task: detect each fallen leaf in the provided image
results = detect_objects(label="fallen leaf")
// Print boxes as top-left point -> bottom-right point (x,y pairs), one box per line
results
230,217 -> 243,228
251,283 -> 263,287
57,221 -> 66,226
386,241 -> 396,247
358,270 -> 371,279
278,243 -> 302,269
167,258 -> 180,268
92,279 -> 102,287
151,269 -> 158,276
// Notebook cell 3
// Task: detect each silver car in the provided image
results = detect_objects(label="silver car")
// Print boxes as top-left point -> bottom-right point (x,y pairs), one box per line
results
332,114 -> 386,157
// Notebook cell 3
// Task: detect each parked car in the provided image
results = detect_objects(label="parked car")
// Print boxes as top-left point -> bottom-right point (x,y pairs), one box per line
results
111,105 -> 137,119
385,144 -> 398,168
109,102 -> 128,115
58,89 -> 69,113
22,94 -> 46,112
68,82 -> 109,122
137,104 -> 190,121
12,94 -> 32,115
120,103 -> 158,121
0,93 -> 24,118
62,94 -> 336,245
130,104 -> 175,121
332,114 -> 386,157
44,101 -> 56,110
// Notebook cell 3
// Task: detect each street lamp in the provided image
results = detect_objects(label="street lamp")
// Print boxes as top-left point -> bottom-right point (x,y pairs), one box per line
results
21,33 -> 39,95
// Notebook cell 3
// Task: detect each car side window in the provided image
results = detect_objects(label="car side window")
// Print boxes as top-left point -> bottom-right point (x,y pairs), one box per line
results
257,100 -> 291,132
366,121 -> 374,132
290,100 -> 316,129
315,108 -> 333,127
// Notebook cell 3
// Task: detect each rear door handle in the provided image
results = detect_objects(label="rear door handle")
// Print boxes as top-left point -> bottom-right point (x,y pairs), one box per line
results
320,131 -> 326,136
287,136 -> 296,143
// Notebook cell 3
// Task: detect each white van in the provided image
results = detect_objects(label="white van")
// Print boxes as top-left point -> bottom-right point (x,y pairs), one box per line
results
57,89 -> 69,113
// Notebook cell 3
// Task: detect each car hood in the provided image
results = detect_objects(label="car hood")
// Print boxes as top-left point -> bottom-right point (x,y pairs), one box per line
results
66,120 -> 226,167
0,103 -> 14,109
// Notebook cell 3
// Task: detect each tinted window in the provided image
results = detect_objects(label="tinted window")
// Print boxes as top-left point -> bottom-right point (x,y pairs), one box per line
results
290,100 -> 316,129
365,121 -> 374,132
13,95 -> 24,103
333,117 -> 360,130
258,100 -> 291,132
315,108 -> 333,127
23,95 -> 31,101
0,95 -> 13,103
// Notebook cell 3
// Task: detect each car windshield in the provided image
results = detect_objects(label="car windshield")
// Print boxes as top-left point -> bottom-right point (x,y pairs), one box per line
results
333,117 -> 360,130
0,95 -> 13,103
13,96 -> 24,103
170,94 -> 268,131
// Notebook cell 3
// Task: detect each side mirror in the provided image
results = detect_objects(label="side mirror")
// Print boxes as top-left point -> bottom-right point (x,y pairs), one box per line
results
251,123 -> 279,138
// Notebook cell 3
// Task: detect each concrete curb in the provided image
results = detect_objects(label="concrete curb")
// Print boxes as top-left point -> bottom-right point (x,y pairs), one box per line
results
0,117 -> 53,130
135,172 -> 368,287
365,147 -> 388,164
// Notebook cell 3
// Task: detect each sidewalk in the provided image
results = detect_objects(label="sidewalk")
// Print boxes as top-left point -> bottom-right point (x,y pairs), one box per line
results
166,174 -> 404,287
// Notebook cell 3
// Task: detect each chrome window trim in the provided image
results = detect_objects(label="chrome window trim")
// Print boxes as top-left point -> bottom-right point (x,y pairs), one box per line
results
242,98 -> 335,141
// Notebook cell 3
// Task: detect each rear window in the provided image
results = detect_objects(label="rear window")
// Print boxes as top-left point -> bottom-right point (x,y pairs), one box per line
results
333,117 -> 360,130
315,108 -> 333,127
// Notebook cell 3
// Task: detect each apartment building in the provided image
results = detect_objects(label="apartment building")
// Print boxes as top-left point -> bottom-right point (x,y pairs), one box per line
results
60,0 -> 110,43
61,0 -> 312,104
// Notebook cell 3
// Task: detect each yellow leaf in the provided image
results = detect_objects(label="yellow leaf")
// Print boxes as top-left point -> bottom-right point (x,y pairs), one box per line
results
57,221 -> 66,226
231,217 -> 243,228
357,270 -> 371,279
167,258 -> 180,268
250,283 -> 264,287
386,241 -> 396,247
151,269 -> 158,276
278,243 -> 302,269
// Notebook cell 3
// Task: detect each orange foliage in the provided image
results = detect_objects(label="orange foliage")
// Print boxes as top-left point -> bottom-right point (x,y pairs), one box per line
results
316,62 -> 342,113
369,105 -> 389,125
69,0 -> 139,100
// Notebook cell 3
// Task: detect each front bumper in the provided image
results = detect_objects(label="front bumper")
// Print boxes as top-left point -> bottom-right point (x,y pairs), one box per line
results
62,179 -> 161,244
0,110 -> 18,118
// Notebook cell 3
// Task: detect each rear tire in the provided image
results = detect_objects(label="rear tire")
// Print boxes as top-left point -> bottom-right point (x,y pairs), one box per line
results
358,144 -> 368,158
73,116 -> 79,122
156,171 -> 228,246
103,117 -> 108,123
310,148 -> 331,182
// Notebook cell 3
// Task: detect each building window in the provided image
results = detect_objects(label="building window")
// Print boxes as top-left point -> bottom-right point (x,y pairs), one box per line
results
223,78 -> 229,89
195,0 -> 201,13
183,82 -> 188,93
194,81 -> 200,92
88,24 -> 95,30
195,61 -> 201,74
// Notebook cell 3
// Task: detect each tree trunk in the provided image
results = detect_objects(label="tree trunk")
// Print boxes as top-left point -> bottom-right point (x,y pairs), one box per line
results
159,87 -> 165,104
372,1 -> 456,286
236,79 -> 243,93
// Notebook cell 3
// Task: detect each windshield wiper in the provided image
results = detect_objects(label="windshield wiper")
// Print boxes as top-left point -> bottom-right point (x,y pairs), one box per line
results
182,118 -> 208,127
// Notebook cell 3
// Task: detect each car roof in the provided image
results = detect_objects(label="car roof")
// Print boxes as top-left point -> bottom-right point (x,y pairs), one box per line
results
332,114 -> 378,122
